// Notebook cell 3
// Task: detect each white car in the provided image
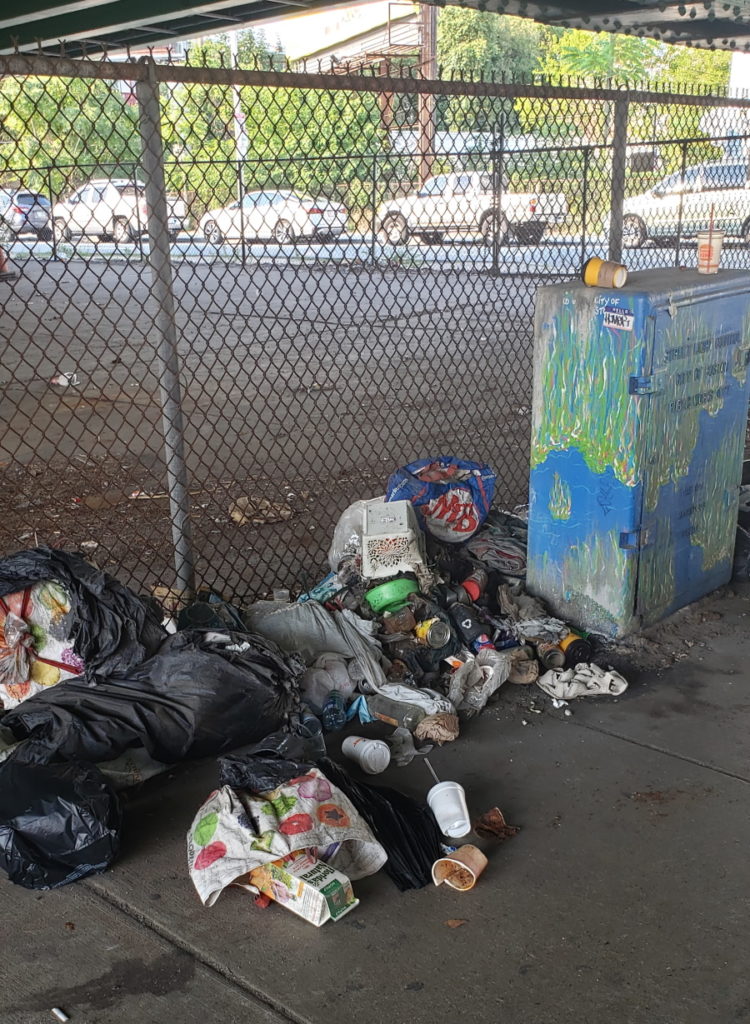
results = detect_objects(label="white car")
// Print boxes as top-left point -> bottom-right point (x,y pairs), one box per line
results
199,190 -> 348,244
52,179 -> 185,243
622,161 -> 750,247
376,171 -> 569,245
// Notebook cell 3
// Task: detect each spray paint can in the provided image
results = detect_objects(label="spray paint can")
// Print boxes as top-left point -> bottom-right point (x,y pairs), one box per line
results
460,567 -> 488,602
559,632 -> 593,667
530,638 -> 565,670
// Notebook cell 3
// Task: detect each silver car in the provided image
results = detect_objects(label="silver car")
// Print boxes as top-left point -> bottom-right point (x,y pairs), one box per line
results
199,190 -> 348,244
622,161 -> 750,247
0,189 -> 52,240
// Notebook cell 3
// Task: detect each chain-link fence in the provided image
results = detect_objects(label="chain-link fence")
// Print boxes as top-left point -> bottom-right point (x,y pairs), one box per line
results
2,52 -> 750,600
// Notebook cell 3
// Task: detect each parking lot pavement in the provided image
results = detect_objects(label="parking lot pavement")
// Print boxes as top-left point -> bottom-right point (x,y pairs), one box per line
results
6,230 -> 750,274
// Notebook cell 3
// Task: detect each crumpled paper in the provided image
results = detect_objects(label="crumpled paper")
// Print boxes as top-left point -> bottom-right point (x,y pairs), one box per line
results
414,711 -> 460,745
537,662 -> 628,700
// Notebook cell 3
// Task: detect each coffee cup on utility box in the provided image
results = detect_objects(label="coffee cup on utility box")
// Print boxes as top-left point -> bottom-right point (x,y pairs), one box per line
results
697,230 -> 723,274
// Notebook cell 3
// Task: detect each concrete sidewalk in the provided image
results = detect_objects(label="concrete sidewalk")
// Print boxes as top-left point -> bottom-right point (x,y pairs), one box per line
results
4,586 -> 750,1024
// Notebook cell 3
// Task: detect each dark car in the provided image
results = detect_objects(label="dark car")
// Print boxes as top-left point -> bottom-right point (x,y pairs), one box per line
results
0,189 -> 52,241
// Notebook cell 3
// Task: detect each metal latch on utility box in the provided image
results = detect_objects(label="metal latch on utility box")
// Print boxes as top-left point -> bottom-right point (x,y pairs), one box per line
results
629,374 -> 663,396
619,527 -> 652,550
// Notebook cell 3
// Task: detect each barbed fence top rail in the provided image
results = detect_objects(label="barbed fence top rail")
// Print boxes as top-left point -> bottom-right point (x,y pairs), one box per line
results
4,51 -> 750,108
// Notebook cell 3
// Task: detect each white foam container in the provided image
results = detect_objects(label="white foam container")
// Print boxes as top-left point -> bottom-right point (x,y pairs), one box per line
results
427,780 -> 471,839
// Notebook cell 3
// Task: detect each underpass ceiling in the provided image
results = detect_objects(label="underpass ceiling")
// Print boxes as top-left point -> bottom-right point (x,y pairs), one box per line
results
2,0 -> 749,58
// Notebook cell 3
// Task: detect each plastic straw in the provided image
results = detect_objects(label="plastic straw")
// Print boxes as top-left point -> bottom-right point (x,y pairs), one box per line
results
709,202 -> 715,244
424,758 -> 441,785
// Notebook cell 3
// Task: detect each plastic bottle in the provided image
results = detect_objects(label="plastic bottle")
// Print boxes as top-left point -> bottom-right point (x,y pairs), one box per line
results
320,690 -> 347,732
449,604 -> 495,653
365,693 -> 426,731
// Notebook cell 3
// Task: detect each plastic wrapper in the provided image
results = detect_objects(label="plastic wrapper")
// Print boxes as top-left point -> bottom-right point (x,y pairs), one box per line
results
0,547 -> 164,685
328,499 -> 378,572
0,758 -> 122,890
447,649 -> 513,717
385,457 -> 496,543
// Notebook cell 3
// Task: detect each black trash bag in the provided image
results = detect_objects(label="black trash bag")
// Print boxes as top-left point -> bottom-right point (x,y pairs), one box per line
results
218,719 -> 327,792
219,752 -> 314,794
0,547 -> 164,682
319,757 -> 442,892
2,629 -> 303,766
0,757 -> 122,890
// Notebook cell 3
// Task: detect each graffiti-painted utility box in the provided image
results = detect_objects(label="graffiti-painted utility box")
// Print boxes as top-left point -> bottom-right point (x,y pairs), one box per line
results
528,268 -> 750,637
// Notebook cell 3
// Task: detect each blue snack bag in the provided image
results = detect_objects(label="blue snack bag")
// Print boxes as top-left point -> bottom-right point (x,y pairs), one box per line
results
385,457 -> 496,543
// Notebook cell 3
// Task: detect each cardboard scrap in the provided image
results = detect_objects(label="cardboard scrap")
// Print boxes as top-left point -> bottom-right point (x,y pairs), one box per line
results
229,496 -> 293,526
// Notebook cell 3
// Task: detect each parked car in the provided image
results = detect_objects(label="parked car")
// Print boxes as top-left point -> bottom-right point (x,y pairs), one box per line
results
52,179 -> 186,243
622,161 -> 750,248
199,190 -> 348,244
375,172 -> 569,245
0,189 -> 52,240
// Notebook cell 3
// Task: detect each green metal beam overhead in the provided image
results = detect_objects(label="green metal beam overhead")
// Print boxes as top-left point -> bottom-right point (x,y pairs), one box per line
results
2,0 -> 750,55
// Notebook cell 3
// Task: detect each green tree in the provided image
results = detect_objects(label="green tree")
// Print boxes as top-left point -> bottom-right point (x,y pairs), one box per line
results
437,9 -> 544,82
0,76 -> 141,197
163,35 -> 387,224
539,29 -> 665,82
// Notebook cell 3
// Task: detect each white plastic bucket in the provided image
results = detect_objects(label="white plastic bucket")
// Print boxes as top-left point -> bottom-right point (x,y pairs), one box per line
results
341,735 -> 391,775
697,230 -> 723,274
427,780 -> 471,839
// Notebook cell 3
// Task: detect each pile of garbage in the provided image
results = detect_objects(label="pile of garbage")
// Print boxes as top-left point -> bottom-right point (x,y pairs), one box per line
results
0,456 -> 628,925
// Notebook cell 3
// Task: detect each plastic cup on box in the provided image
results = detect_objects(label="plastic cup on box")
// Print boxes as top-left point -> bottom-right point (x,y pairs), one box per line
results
697,230 -> 723,274
427,780 -> 471,839
341,735 -> 391,775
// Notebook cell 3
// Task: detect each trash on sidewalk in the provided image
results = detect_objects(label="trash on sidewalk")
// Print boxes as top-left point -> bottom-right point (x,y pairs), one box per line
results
342,735 -> 391,774
385,457 -> 496,542
414,711 -> 460,744
537,663 -> 628,700
473,807 -> 521,842
431,844 -> 488,891
0,757 -> 122,890
247,850 -> 359,926
188,765 -> 386,907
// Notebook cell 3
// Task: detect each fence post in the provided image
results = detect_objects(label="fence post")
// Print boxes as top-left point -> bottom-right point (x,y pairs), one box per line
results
136,58 -> 195,598
675,142 -> 689,269
580,147 -> 591,269
371,153 -> 378,265
608,96 -> 629,263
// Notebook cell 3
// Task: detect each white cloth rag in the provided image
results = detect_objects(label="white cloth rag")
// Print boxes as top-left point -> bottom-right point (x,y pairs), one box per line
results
537,662 -> 628,700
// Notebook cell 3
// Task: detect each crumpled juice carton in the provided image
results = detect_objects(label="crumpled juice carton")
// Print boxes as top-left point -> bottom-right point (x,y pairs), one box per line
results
249,850 -> 358,926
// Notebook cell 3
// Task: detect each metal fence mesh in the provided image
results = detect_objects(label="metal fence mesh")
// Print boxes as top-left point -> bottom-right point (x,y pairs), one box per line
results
2,53 -> 750,599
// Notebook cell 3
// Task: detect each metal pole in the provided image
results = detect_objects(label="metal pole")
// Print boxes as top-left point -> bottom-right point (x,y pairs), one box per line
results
608,97 -> 629,263
136,58 -> 195,597
47,166 -> 58,262
675,142 -> 689,269
580,147 -> 591,269
417,3 -> 437,185
238,159 -> 246,267
492,116 -> 505,276
371,154 -> 378,265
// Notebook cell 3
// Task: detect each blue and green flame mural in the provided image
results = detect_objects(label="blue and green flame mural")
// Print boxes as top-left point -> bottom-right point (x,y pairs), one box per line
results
528,269 -> 750,638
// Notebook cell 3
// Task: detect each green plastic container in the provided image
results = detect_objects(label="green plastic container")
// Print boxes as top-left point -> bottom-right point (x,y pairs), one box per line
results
364,578 -> 419,614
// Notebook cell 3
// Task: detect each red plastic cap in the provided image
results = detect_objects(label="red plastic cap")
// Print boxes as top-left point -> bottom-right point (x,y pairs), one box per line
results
461,580 -> 481,602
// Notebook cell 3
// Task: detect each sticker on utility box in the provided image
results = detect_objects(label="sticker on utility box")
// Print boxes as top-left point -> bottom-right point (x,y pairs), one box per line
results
602,305 -> 634,331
